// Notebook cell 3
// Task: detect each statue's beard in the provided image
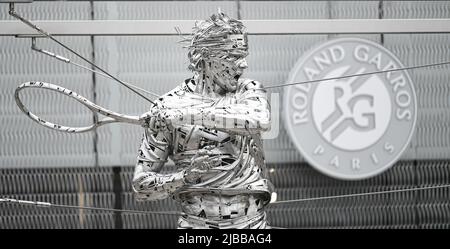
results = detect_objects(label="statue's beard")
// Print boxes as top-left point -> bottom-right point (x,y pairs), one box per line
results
208,59 -> 242,92
214,76 -> 238,92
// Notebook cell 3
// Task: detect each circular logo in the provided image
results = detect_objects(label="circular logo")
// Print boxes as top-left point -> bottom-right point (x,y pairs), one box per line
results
284,38 -> 417,180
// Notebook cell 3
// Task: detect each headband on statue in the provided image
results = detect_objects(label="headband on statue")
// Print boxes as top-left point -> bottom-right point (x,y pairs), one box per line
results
178,10 -> 248,71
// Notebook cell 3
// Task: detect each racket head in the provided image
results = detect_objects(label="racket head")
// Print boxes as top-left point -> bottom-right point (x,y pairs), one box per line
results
15,81 -> 142,133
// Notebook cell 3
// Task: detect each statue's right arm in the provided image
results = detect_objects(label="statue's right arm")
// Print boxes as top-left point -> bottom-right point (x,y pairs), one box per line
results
132,128 -> 185,201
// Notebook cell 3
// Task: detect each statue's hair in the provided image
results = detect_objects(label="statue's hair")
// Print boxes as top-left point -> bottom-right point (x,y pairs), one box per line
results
182,10 -> 246,72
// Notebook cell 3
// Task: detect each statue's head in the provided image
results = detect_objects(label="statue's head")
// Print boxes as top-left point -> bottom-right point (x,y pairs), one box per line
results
186,10 -> 248,92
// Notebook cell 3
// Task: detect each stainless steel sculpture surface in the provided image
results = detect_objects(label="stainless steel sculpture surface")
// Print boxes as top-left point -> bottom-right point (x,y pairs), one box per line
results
132,11 -> 274,229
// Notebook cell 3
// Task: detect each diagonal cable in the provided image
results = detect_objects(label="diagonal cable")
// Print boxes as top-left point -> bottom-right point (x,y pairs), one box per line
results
9,3 -> 155,104
263,61 -> 450,90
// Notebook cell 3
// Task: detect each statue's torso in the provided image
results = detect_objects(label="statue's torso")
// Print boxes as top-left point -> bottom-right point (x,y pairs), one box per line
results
157,79 -> 273,227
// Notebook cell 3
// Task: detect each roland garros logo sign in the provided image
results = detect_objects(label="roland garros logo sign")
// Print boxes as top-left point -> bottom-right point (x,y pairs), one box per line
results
284,38 -> 417,180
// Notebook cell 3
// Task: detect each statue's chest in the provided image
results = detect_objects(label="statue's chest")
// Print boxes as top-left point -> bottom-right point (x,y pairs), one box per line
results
161,91 -> 238,154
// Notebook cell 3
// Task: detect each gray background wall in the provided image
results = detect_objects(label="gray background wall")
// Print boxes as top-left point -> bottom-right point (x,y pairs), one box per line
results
0,1 -> 449,228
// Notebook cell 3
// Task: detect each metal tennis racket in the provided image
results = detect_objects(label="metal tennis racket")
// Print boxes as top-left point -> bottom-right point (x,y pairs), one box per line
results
15,82 -> 145,133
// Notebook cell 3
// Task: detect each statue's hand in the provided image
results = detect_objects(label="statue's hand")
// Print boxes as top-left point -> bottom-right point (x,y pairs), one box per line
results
158,108 -> 184,128
191,149 -> 221,170
139,104 -> 169,132
183,149 -> 221,184
183,168 -> 202,184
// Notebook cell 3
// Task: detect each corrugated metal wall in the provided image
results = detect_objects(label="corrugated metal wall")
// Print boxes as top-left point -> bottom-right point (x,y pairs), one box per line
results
0,1 -> 449,228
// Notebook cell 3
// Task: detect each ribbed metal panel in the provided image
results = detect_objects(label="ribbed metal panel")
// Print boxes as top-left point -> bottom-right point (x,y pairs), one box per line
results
266,161 -> 450,228
240,1 -> 329,19
383,1 -> 450,19
0,167 -> 114,195
0,161 -> 448,229
329,1 -> 379,19
0,1 -> 91,20
94,1 -> 237,20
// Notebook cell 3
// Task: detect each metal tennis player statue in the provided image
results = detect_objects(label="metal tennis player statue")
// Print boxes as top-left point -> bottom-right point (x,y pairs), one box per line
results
132,11 -> 275,229
12,5 -> 274,229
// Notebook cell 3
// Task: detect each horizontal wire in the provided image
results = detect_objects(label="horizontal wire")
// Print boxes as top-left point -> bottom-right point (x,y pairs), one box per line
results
2,184 -> 449,216
270,184 -> 450,205
263,60 -> 450,90
0,197 -> 182,216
